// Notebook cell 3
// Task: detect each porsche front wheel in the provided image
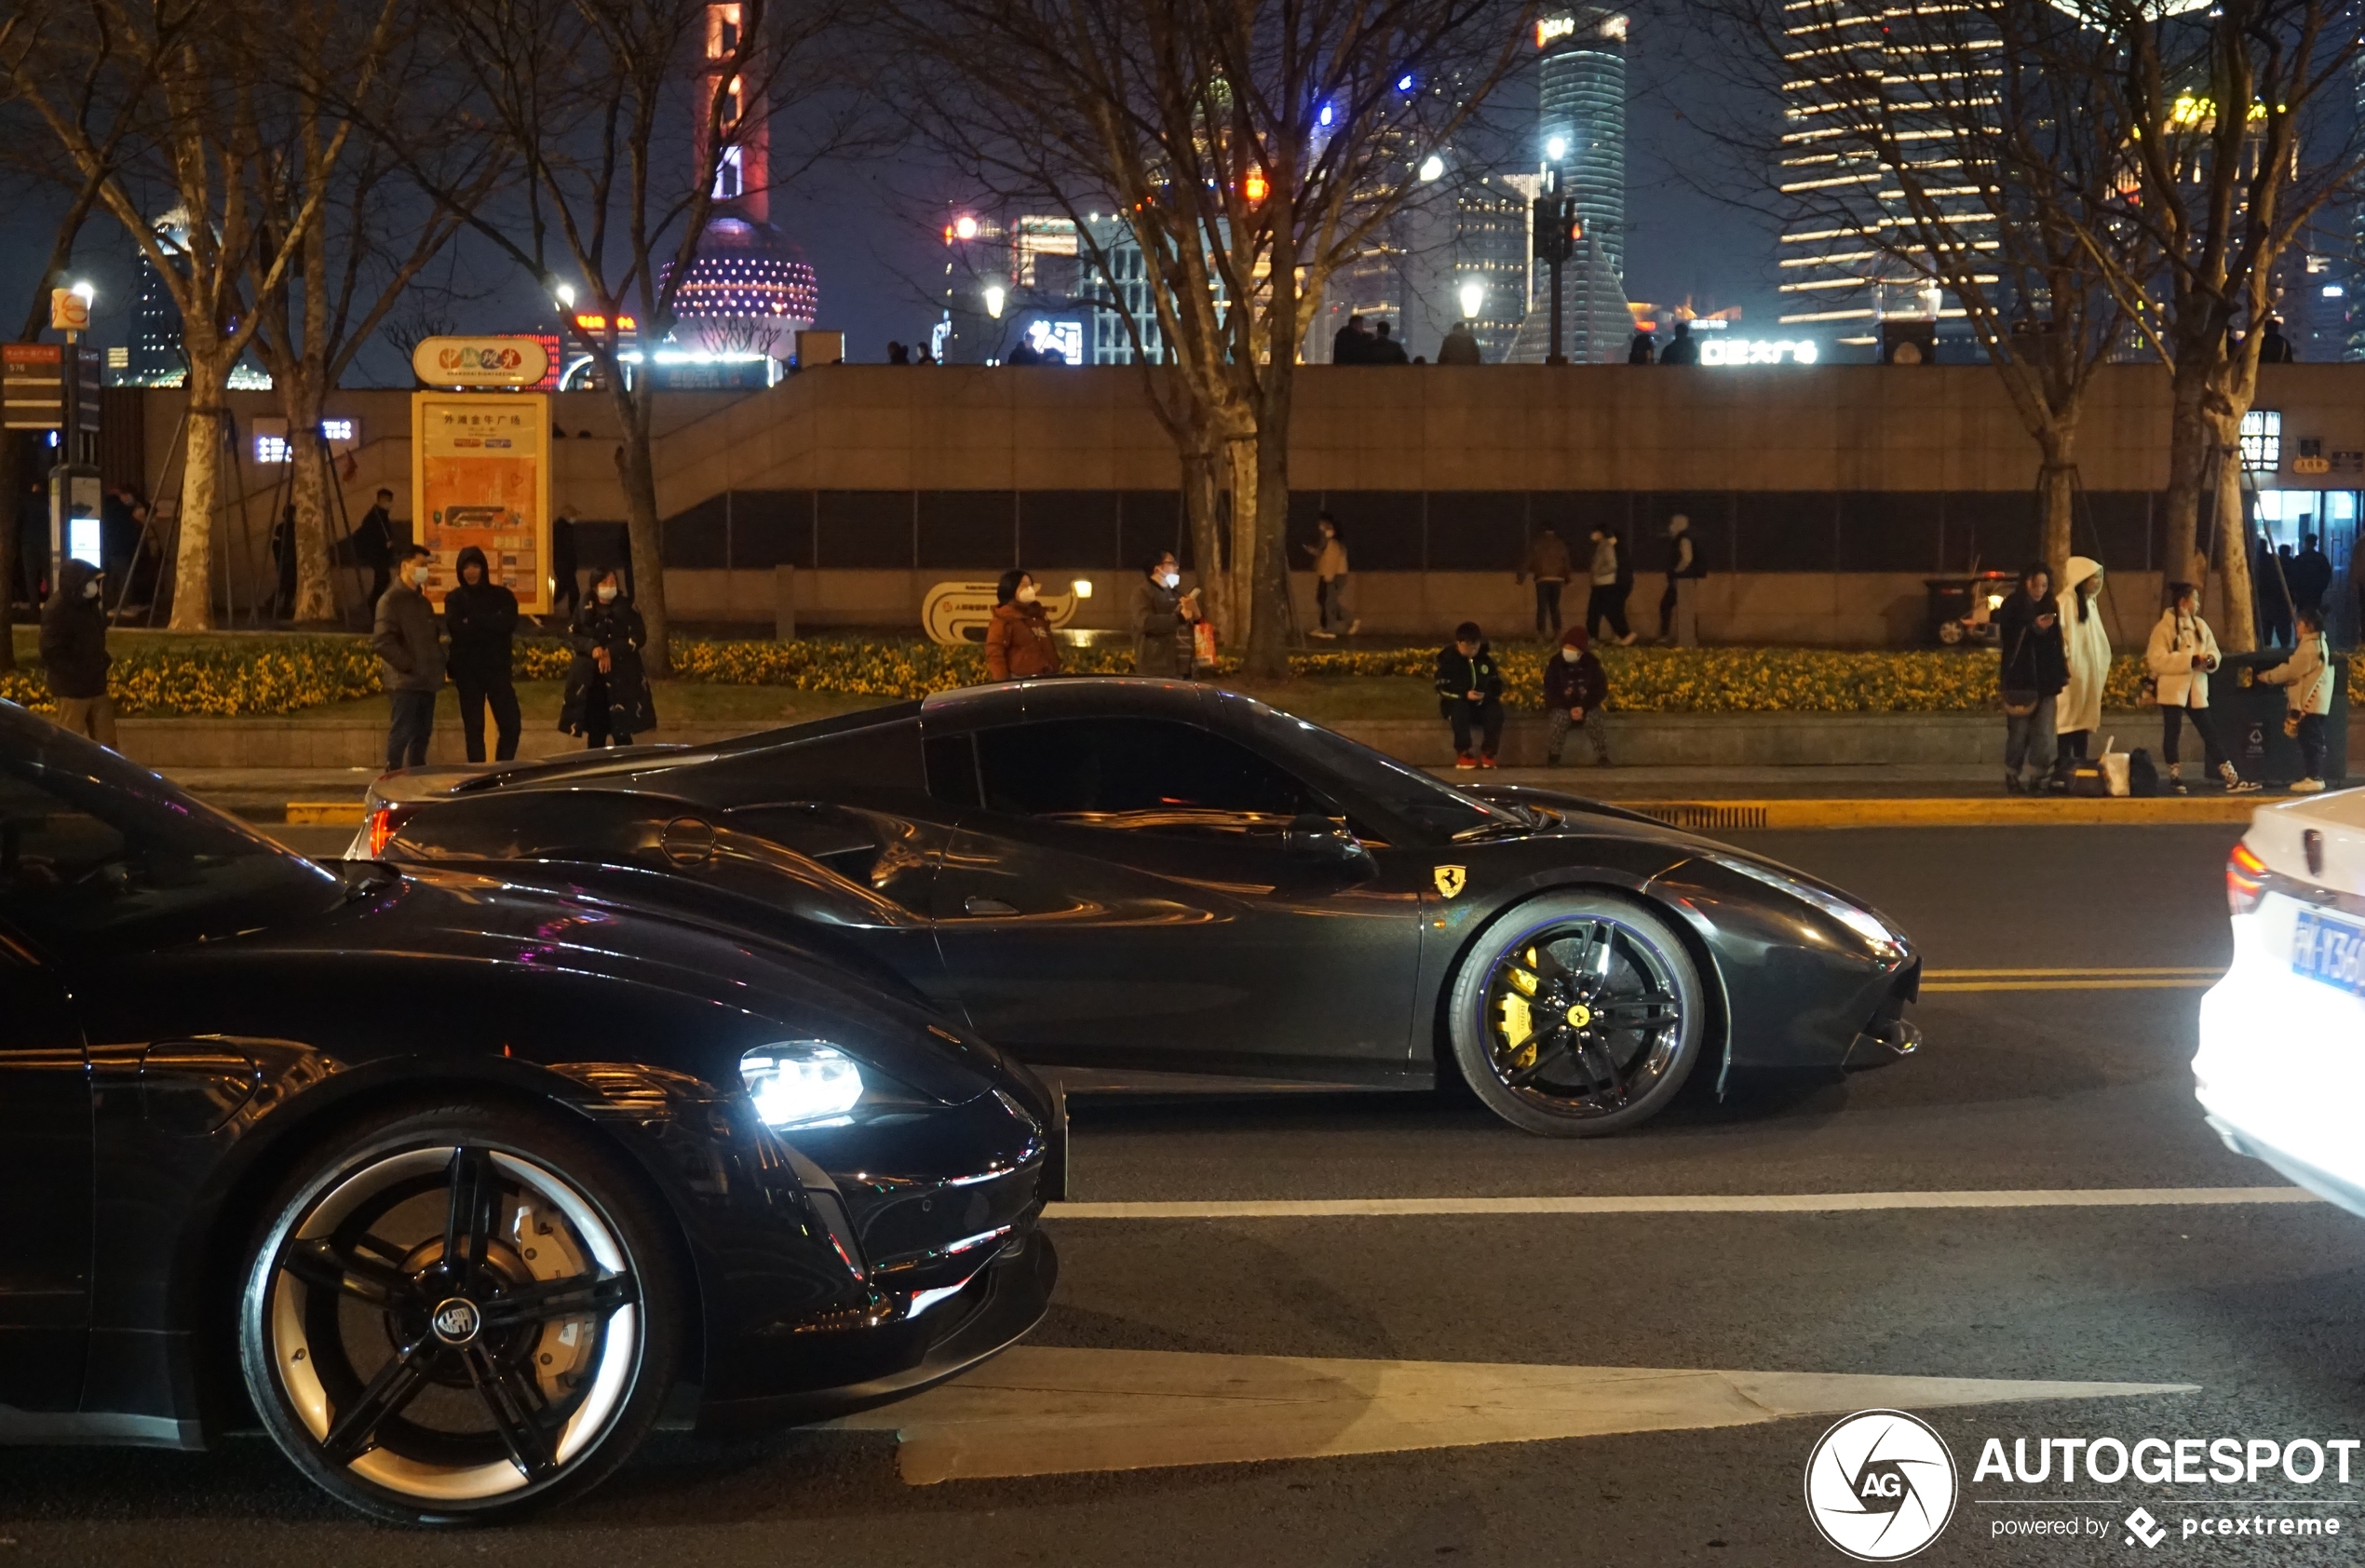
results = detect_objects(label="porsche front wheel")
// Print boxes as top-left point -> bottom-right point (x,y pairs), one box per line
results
237,1102 -> 683,1525
1448,892 -> 1707,1137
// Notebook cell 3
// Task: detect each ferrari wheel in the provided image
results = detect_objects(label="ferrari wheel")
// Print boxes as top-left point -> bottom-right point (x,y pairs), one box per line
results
237,1102 -> 683,1524
1448,892 -> 1707,1136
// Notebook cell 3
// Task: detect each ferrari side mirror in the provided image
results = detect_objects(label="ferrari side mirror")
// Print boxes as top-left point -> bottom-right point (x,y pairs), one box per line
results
1284,812 -> 1366,865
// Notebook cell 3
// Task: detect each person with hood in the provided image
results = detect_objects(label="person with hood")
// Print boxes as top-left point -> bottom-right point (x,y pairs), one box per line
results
2144,582 -> 2257,795
561,569 -> 655,749
984,567 -> 1061,681
2054,555 -> 2112,762
1542,626 -> 1612,767
1435,620 -> 1504,768
39,558 -> 115,749
1993,561 -> 2065,793
444,545 -> 522,763
1659,514 -> 1703,646
2260,604 -> 2336,792
1129,551 -> 1197,676
1518,525 -> 1573,638
372,544 -> 445,773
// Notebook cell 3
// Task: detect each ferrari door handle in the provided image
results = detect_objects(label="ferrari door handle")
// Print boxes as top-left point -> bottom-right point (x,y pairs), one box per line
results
962,895 -> 1018,917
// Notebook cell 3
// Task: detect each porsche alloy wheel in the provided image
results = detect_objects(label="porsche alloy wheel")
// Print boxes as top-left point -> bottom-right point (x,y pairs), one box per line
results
1448,892 -> 1706,1137
238,1104 -> 682,1524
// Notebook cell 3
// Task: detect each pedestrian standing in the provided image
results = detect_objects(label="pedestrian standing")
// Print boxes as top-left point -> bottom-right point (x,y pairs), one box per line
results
355,487 -> 397,611
372,545 -> 445,774
1435,620 -> 1504,769
561,570 -> 655,749
1659,514 -> 1704,646
2291,533 -> 2332,616
549,506 -> 581,623
1993,561 -> 2064,793
1627,331 -> 1656,365
2261,606 -> 2335,792
1518,525 -> 1573,638
1332,315 -> 1374,364
1437,322 -> 1482,365
39,559 -> 115,750
1130,552 -> 1197,676
1303,513 -> 1354,637
1582,525 -> 1636,643
984,568 -> 1061,680
1369,320 -> 1411,365
268,505 -> 297,620
444,545 -> 522,764
2144,583 -> 2256,795
1542,626 -> 1612,767
2054,555 -> 2111,762
1658,321 -> 1699,365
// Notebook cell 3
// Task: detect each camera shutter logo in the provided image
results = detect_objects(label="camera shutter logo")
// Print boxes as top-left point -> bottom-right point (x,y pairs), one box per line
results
1803,1409 -> 1957,1561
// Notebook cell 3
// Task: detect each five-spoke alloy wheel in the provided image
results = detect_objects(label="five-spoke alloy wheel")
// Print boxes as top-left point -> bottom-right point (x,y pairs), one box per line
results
239,1103 -> 682,1524
1448,891 -> 1707,1136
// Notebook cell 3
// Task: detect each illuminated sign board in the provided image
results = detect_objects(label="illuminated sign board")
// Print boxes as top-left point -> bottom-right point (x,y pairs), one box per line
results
411,335 -> 551,388
1700,338 -> 1819,366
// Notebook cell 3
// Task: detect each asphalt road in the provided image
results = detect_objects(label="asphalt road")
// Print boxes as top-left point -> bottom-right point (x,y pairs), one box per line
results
11,824 -> 2365,1567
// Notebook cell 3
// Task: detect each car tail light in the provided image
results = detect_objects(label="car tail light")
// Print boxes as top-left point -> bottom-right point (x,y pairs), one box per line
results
2227,842 -> 2267,916
366,805 -> 411,858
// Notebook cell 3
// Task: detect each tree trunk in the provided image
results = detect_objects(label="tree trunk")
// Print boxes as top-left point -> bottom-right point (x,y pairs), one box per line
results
0,430 -> 18,669
286,410 -> 338,624
2211,420 -> 2259,653
2037,451 -> 2075,581
1245,397 -> 1293,681
612,385 -> 671,678
170,357 -> 234,631
1223,433 -> 1259,656
1182,445 -> 1225,642
2161,367 -> 2211,591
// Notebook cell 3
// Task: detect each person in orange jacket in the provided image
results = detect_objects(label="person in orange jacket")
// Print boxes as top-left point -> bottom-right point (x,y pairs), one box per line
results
984,568 -> 1061,681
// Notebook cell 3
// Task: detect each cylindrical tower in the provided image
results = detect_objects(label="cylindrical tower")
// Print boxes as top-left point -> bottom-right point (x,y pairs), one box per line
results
1537,9 -> 1627,283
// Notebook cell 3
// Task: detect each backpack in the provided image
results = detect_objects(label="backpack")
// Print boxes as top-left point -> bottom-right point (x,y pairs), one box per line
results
2127,749 -> 2160,798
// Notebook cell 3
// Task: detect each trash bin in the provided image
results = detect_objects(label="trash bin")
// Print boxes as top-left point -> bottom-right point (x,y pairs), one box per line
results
2216,650 -> 2349,786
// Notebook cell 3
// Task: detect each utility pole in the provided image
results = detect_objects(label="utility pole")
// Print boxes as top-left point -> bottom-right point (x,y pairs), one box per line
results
1533,172 -> 1578,366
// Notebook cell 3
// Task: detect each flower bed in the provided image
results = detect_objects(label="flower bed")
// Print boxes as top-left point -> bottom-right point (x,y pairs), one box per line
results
0,632 -> 2340,716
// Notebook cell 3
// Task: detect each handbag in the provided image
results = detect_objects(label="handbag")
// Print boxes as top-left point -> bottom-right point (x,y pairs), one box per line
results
1191,620 -> 1218,669
2284,637 -> 2329,738
2003,690 -> 2040,719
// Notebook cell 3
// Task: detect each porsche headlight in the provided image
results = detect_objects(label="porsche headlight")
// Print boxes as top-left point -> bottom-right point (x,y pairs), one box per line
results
1704,854 -> 1907,963
741,1042 -> 866,1129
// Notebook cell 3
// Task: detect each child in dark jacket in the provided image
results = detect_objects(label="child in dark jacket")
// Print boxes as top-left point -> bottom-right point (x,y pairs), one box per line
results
1543,626 -> 1611,765
1435,620 -> 1504,768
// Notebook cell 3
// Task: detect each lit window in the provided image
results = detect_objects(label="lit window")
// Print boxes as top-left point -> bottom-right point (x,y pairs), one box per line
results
2240,409 -> 2281,474
319,418 -> 357,443
254,434 -> 290,464
714,144 -> 743,200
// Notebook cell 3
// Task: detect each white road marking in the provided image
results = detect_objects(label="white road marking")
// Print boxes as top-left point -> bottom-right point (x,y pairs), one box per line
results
829,1345 -> 2196,1484
1043,1187 -> 2318,1221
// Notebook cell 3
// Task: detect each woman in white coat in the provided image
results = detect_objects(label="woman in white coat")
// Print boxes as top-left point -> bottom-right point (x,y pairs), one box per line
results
2056,555 -> 2113,760
2144,582 -> 2258,794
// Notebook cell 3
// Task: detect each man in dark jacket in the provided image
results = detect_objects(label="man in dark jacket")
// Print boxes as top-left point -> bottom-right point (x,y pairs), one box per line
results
1659,320 -> 1700,365
1542,626 -> 1611,766
40,558 -> 115,749
1993,561 -> 2067,794
2291,533 -> 2333,615
1436,322 -> 1482,365
1368,320 -> 1411,365
1332,314 -> 1374,364
443,545 -> 521,763
355,487 -> 397,609
1435,620 -> 1505,768
372,544 -> 445,773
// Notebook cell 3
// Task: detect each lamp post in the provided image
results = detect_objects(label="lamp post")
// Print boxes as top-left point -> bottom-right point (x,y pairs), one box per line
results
1532,169 -> 1577,366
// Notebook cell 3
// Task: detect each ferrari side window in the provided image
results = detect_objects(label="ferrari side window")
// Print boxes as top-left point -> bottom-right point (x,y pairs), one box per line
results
975,718 -> 1325,836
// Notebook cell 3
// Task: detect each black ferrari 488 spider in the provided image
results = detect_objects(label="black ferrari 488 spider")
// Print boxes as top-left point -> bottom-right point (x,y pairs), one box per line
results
358,678 -> 1920,1138
0,701 -> 1057,1523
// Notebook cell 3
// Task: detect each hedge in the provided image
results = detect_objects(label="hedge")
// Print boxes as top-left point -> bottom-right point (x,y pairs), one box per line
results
0,632 -> 2346,717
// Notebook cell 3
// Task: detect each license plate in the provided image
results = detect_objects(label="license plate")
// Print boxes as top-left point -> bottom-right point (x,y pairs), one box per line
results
2291,908 -> 2365,994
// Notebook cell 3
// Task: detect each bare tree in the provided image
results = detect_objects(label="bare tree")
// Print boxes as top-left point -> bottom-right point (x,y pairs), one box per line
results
245,6 -> 496,623
911,0 -> 1529,676
410,0 -> 869,675
1689,0 -> 2152,574
4,0 -> 400,630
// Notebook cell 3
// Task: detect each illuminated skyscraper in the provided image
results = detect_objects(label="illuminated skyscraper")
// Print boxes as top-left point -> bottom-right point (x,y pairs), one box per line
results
1513,9 -> 1630,362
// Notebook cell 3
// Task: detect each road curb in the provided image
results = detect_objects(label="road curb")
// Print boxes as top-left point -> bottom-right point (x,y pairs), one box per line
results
1622,796 -> 2261,830
286,801 -> 367,827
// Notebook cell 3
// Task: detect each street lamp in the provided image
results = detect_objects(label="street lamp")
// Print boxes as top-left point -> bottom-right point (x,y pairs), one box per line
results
1418,154 -> 1444,182
983,283 -> 1006,319
1546,135 -> 1568,161
68,280 -> 94,304
953,214 -> 980,240
1458,279 -> 1484,319
555,283 -> 577,308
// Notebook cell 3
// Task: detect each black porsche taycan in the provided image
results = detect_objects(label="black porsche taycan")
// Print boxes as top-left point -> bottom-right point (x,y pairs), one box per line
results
0,700 -> 1057,1523
358,677 -> 1920,1138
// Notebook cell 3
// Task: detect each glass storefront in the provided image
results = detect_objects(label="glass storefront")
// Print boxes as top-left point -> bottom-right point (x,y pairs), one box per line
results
2253,489 -> 2358,649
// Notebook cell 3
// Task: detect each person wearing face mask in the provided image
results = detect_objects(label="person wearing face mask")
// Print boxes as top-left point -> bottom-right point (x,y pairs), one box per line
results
1541,626 -> 1612,766
1129,551 -> 1198,677
561,569 -> 655,749
40,557 -> 115,749
985,567 -> 1061,681
443,545 -> 521,763
372,545 -> 447,773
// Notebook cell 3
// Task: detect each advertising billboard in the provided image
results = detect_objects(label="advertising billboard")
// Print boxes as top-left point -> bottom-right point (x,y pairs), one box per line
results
410,392 -> 551,614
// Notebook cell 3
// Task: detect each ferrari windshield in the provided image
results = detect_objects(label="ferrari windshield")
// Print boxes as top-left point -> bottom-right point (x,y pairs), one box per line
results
1214,692 -> 1522,841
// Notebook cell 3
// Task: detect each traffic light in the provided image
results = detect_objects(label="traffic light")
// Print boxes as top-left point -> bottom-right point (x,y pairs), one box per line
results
1532,194 -> 1581,264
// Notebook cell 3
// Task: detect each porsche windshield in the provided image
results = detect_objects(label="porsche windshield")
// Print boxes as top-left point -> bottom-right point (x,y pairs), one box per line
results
1214,693 -> 1522,840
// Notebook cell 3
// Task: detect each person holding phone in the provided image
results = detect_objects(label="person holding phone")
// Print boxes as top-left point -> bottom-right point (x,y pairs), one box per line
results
2144,581 -> 2256,794
1993,561 -> 2066,793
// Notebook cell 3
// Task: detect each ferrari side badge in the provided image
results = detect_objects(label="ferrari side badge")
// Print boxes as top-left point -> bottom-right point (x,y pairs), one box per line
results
1433,865 -> 1467,899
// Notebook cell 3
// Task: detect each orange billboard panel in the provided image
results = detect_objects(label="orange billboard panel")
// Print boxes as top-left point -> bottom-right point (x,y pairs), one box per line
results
411,392 -> 551,614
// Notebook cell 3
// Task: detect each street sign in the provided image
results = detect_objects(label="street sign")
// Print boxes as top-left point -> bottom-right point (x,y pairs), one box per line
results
922,580 -> 1079,644
48,289 -> 88,332
411,335 -> 551,388
3,343 -> 62,429
412,392 -> 552,613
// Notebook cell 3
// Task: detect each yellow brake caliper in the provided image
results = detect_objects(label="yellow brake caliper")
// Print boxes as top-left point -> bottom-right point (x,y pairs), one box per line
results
1498,948 -> 1540,1071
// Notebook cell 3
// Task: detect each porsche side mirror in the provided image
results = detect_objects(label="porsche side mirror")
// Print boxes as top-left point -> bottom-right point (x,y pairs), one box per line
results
1284,813 -> 1366,865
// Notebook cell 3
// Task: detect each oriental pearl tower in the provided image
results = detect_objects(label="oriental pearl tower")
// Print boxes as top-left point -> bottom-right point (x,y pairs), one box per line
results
665,3 -> 819,363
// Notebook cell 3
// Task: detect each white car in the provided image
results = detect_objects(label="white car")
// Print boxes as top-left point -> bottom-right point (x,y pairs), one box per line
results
2196,791 -> 2365,1215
